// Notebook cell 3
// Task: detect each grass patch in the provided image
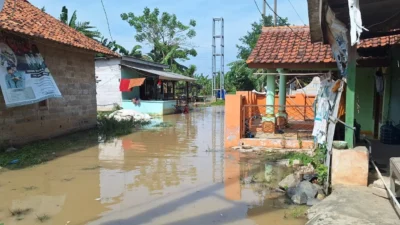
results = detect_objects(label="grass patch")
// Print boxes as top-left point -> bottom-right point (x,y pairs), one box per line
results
0,109 -> 152,170
210,99 -> 225,106
283,146 -> 328,184
284,205 -> 308,219
153,122 -> 173,128
0,129 -> 99,170
36,214 -> 50,223
97,113 -> 150,140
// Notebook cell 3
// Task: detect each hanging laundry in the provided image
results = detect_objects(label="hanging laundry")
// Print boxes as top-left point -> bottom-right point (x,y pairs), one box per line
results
119,79 -> 131,92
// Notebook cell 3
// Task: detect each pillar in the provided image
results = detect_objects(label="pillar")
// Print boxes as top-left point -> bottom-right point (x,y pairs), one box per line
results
277,68 -> 287,118
345,43 -> 357,148
186,82 -> 189,103
265,70 -> 276,123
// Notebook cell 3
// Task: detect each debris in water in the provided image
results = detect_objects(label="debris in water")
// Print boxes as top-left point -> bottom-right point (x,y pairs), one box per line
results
10,159 -> 19,164
23,186 -> 38,191
9,208 -> 32,217
81,166 -> 101,170
6,147 -> 17,152
36,214 -> 50,223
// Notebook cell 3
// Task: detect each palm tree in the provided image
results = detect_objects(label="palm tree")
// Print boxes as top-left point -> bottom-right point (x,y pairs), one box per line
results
59,6 -> 101,39
184,65 -> 197,78
117,45 -> 143,58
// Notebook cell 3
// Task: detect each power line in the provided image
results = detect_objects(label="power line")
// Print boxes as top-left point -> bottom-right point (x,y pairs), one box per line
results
263,0 -> 308,41
253,0 -> 263,16
100,0 -> 114,42
286,0 -> 306,25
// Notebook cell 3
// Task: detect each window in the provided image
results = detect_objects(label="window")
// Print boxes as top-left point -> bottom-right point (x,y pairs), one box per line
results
38,99 -> 49,110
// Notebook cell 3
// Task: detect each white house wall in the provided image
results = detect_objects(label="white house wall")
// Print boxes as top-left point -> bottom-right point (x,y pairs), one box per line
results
96,58 -> 122,111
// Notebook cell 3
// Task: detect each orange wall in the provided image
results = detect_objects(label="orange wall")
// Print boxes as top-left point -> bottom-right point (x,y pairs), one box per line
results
224,92 -> 316,148
224,94 -> 243,148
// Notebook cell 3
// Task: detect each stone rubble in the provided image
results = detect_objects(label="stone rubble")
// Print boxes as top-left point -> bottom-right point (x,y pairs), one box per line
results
276,163 -> 325,206
108,109 -> 151,123
278,174 -> 299,189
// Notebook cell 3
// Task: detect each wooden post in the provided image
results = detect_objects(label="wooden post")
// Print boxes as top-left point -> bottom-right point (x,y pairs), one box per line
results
186,82 -> 189,103
345,43 -> 357,148
173,81 -> 176,100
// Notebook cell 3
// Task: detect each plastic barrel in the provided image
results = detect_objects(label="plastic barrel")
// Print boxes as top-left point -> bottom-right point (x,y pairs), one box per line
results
216,90 -> 221,98
221,89 -> 226,100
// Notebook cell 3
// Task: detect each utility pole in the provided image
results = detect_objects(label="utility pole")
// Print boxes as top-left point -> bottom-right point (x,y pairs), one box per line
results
262,0 -> 266,18
274,0 -> 277,26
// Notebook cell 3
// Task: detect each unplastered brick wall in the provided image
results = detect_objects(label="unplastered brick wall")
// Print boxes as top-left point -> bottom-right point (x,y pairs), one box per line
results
0,41 -> 97,146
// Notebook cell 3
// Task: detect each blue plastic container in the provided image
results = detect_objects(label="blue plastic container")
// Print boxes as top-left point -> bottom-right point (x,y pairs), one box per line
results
216,90 -> 226,100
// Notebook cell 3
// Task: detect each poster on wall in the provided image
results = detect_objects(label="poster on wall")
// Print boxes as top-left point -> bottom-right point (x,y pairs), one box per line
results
0,38 -> 62,108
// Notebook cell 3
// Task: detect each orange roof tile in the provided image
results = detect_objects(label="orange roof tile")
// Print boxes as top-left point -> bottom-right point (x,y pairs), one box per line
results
247,26 -> 400,66
0,0 -> 118,57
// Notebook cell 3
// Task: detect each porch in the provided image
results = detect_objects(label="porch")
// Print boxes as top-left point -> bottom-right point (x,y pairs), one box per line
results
225,90 -> 316,150
120,60 -> 196,116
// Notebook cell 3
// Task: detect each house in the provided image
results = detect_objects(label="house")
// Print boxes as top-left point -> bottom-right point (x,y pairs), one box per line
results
299,0 -> 400,188
224,26 -> 400,151
0,0 -> 118,146
95,56 -> 196,116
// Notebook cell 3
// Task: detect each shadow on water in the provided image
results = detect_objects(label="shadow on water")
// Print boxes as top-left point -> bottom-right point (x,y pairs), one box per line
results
99,163 -> 298,225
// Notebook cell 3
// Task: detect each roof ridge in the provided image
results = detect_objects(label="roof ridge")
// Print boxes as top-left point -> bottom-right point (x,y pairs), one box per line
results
262,25 -> 309,32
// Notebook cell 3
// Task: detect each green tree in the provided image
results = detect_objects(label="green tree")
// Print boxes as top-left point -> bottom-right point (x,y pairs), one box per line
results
228,15 -> 289,91
225,60 -> 255,91
60,6 -> 101,39
237,15 -> 289,60
184,65 -> 197,78
194,73 -> 212,96
121,8 -> 197,73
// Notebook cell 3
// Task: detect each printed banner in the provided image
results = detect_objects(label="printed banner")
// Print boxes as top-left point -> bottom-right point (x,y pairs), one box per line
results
0,38 -> 61,108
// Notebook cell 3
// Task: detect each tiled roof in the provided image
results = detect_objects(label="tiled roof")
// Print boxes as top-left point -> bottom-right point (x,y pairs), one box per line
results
0,0 -> 118,57
247,26 -> 400,67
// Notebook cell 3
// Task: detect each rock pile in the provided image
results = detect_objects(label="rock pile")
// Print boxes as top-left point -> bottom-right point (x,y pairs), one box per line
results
108,109 -> 151,123
278,165 -> 326,206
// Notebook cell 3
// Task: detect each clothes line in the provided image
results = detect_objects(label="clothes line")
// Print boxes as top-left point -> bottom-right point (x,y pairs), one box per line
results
253,72 -> 328,76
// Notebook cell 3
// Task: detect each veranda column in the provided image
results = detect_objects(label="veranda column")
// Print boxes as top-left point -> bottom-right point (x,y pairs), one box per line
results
277,68 -> 287,118
345,44 -> 357,148
265,69 -> 276,123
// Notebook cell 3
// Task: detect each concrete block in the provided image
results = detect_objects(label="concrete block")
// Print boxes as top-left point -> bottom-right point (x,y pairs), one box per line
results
332,146 -> 369,186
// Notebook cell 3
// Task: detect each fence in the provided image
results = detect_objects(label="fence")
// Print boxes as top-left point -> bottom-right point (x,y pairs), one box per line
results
242,105 -> 315,139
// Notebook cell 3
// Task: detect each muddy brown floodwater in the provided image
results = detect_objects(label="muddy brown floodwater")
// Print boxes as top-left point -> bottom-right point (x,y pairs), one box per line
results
0,107 -> 306,225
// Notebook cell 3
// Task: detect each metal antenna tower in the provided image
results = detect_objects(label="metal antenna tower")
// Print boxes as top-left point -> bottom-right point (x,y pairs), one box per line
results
212,18 -> 224,99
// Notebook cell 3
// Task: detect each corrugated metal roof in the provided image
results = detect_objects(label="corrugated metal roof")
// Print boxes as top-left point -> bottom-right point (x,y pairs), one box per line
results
122,65 -> 196,82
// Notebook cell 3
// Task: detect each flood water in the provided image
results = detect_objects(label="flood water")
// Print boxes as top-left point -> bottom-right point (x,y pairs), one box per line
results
0,107 -> 306,225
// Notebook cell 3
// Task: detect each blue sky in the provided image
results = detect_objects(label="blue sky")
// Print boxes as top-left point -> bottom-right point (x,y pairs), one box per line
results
29,0 -> 308,75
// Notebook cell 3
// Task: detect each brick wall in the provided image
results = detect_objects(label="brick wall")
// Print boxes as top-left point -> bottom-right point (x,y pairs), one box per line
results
0,42 -> 97,146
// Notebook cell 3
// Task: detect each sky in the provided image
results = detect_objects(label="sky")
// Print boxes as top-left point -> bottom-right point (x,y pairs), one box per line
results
29,0 -> 308,76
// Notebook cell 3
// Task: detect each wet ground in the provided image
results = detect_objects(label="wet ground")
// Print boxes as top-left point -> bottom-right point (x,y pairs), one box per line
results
0,107 -> 306,225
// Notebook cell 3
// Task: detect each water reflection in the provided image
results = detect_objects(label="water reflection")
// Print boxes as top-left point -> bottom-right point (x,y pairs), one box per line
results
0,107 -> 305,225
